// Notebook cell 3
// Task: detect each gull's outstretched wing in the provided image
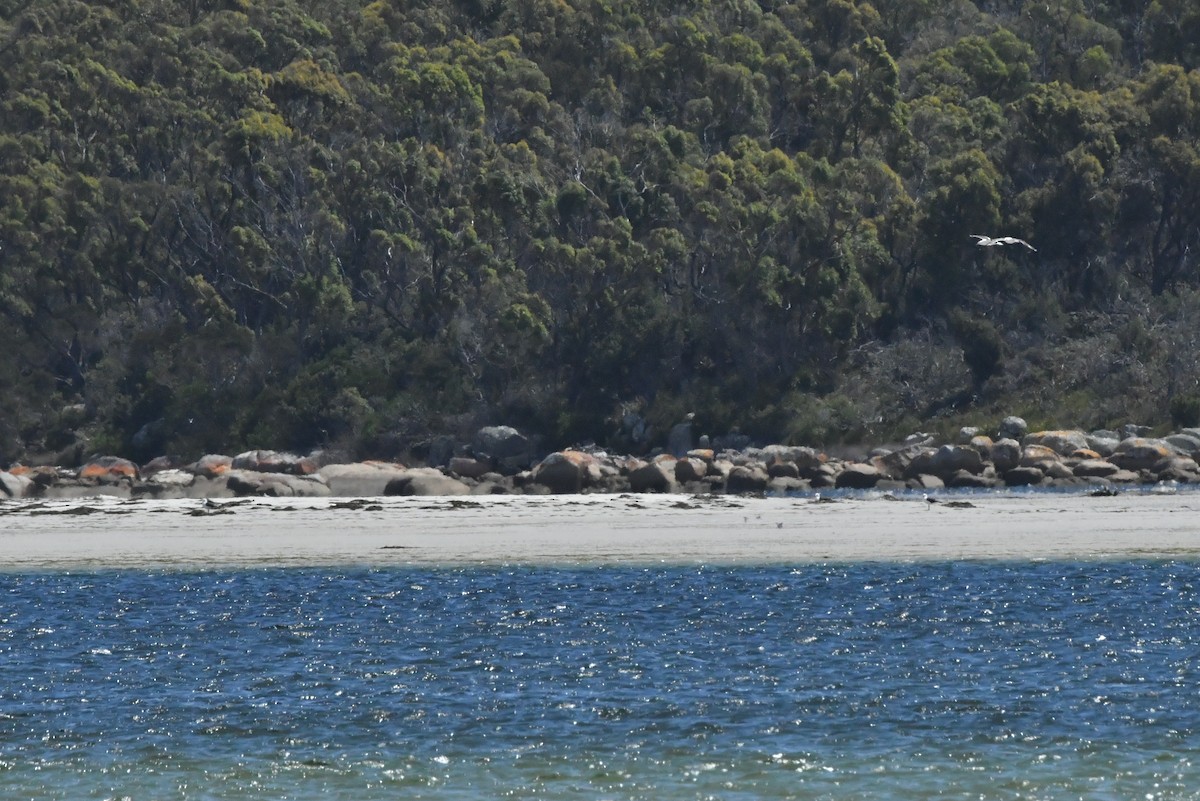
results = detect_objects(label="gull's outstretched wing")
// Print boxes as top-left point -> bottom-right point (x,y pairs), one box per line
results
973,234 -> 1036,251
996,237 -> 1037,251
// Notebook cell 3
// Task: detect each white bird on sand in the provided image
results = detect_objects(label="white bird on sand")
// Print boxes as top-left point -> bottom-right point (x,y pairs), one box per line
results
971,234 -> 1036,251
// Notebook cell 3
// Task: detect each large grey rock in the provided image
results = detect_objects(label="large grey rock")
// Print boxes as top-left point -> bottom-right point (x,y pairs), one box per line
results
767,458 -> 800,479
998,416 -> 1028,440
767,476 -> 810,494
835,463 -> 881,489
759,445 -> 823,471
0,470 -> 31,498
1072,459 -> 1121,478
226,470 -> 331,497
707,459 -> 734,481
910,473 -> 945,490
675,457 -> 709,484
1086,431 -> 1121,457
465,472 -> 515,495
905,445 -> 983,479
931,444 -> 985,475
794,446 -> 825,472
190,454 -> 233,478
946,470 -> 998,489
319,462 -> 411,496
726,464 -> 769,494
878,443 -> 932,479
385,470 -> 470,496
1110,438 -> 1179,471
1023,430 -> 1089,456
968,435 -> 994,458
808,463 -> 838,488
132,469 -> 200,499
10,466 -> 57,494
1164,433 -> 1200,457
473,426 -> 534,473
1020,444 -> 1062,468
231,450 -> 316,475
79,456 -> 140,483
49,437 -> 88,468
141,455 -> 184,477
1043,460 -> 1075,479
144,468 -> 196,488
1003,466 -> 1045,486
532,451 -> 598,494
1044,476 -> 1091,490
230,449 -> 270,473
990,438 -> 1021,472
1154,456 -> 1200,482
449,456 -> 492,479
628,459 -> 677,493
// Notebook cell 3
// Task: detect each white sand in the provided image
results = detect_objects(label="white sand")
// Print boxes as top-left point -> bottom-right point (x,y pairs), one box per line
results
1,491 -> 1198,570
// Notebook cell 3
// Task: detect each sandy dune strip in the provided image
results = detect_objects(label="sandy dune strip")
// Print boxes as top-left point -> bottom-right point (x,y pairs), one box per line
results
1,491 -> 1198,570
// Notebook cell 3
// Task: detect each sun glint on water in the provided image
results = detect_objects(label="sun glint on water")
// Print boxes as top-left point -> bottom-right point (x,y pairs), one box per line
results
1,562 -> 1198,800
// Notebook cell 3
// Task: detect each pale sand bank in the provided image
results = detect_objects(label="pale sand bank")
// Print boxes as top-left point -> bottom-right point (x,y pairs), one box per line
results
1,491 -> 1198,570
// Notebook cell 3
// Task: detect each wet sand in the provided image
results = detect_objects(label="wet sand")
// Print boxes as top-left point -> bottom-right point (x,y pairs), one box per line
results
1,491 -> 1198,570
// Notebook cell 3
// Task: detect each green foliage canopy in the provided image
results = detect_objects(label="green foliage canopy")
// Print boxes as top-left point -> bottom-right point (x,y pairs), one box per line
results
2,0 -> 1200,461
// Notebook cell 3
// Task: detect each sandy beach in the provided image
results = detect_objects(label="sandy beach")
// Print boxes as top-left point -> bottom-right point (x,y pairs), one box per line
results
0,489 -> 1197,570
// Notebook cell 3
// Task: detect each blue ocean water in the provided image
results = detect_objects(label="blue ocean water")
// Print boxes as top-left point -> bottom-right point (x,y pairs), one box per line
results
1,563 -> 1198,799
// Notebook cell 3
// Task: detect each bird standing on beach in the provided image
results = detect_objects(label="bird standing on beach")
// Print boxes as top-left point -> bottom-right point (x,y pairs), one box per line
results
971,234 -> 1036,251
923,493 -> 939,509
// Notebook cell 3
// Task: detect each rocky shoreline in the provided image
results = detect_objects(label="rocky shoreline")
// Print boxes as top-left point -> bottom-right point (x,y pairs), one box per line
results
3,418 -> 1199,501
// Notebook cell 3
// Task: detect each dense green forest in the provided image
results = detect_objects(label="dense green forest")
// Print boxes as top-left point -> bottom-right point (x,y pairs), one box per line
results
2,0 -> 1200,464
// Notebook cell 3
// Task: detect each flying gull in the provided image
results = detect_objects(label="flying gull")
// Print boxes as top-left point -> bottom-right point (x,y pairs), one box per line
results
971,234 -> 1036,251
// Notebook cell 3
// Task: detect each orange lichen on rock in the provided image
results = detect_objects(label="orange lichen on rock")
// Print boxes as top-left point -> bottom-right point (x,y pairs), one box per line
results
191,454 -> 233,478
79,456 -> 139,481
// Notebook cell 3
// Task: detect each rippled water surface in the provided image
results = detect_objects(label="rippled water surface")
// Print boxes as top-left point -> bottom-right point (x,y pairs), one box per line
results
2,563 -> 1198,799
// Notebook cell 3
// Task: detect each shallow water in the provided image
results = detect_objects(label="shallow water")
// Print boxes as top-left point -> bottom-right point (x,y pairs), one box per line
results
2,562 -> 1198,799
